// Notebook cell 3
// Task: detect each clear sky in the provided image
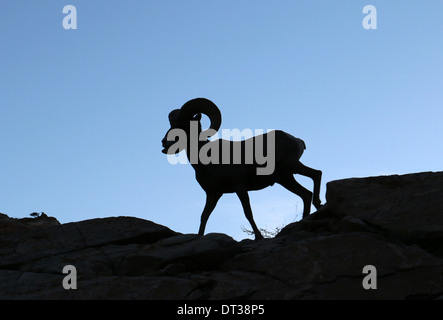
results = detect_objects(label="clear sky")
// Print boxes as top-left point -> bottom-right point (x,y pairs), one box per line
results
1,1 -> 442,240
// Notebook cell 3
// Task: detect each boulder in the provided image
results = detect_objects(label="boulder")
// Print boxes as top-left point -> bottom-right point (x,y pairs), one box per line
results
120,233 -> 241,276
325,171 -> 443,244
1,171 -> 443,299
0,216 -> 177,268
0,212 -> 59,234
221,232 -> 443,299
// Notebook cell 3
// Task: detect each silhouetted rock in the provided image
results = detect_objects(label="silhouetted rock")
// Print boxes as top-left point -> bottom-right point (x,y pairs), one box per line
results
1,171 -> 443,299
0,212 -> 59,234
120,233 -> 241,276
0,216 -> 177,268
326,172 -> 443,240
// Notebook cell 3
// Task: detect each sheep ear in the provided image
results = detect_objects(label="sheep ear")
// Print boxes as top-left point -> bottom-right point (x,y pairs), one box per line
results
193,113 -> 202,121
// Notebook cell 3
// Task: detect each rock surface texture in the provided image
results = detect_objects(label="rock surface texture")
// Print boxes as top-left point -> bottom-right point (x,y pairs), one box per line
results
1,171 -> 442,299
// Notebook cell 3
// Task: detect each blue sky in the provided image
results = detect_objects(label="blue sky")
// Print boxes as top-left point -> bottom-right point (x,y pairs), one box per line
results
1,1 -> 442,240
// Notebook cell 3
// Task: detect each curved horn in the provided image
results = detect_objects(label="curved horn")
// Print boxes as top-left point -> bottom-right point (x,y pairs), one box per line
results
180,98 -> 222,133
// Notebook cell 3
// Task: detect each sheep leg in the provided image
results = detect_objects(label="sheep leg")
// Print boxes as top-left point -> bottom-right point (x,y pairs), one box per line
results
198,192 -> 222,236
293,162 -> 322,210
236,189 -> 264,240
277,175 -> 313,218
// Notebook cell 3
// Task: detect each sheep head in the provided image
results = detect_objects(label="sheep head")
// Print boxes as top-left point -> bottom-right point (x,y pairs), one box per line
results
162,98 -> 222,154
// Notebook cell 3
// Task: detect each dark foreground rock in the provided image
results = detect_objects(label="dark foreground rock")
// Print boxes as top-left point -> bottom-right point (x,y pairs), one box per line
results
1,171 -> 443,299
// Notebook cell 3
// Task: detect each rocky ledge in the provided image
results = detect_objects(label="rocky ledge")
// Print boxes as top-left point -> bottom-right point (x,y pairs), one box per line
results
1,171 -> 443,299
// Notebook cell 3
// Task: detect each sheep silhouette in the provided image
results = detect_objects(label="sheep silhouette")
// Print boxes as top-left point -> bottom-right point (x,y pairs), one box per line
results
162,98 -> 322,240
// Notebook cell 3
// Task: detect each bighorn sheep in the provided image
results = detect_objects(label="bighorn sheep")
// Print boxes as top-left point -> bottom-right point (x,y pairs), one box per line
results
161,98 -> 322,240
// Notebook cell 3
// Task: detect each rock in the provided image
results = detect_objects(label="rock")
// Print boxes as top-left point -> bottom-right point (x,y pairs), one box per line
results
0,270 -> 196,300
120,233 -> 241,276
0,216 -> 177,268
335,215 -> 372,234
325,171 -> 443,243
0,212 -> 60,234
1,171 -> 443,299
221,232 -> 443,299
203,270 -> 293,299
